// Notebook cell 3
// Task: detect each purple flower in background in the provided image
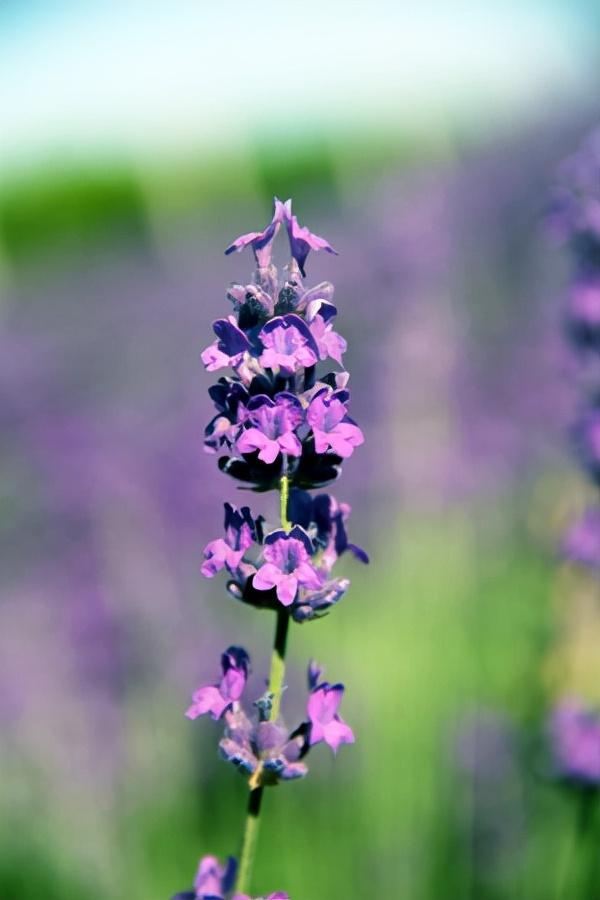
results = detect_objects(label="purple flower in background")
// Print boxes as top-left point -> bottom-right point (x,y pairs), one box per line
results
573,404 -> 600,485
567,279 -> 600,350
283,204 -> 338,277
186,647 -> 250,721
551,127 -> 600,247
236,394 -> 303,464
253,527 -> 322,606
306,300 -> 347,365
307,664 -> 354,753
201,317 -> 251,372
550,699 -> 600,785
258,315 -> 319,374
201,503 -> 263,578
307,389 -> 364,458
225,197 -> 289,268
562,508 -> 600,573
172,854 -> 237,900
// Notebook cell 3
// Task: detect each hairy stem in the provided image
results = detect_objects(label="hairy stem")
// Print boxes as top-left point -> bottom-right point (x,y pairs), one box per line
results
233,473 -> 292,895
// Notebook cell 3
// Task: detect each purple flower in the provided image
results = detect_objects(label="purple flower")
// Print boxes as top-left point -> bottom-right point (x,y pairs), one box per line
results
220,707 -> 308,782
253,527 -> 322,607
550,699 -> 600,785
291,577 -> 350,622
283,203 -> 338,277
288,488 -> 369,571
201,317 -> 251,372
259,314 -> 319,375
201,503 -> 263,578
236,394 -> 303,464
204,379 -> 250,453
186,647 -> 250,721
307,389 -> 364,458
573,404 -> 600,485
225,197 -> 289,268
307,664 -> 354,753
171,854 -> 237,900
233,894 -> 289,899
306,300 -> 347,365
562,508 -> 600,572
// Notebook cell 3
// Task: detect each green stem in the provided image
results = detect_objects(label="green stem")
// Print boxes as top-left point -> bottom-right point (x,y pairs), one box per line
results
233,473 -> 292,895
233,787 -> 264,896
280,472 -> 291,531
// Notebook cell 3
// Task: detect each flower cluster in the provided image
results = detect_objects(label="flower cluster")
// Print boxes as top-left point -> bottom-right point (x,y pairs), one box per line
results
172,200 -> 365,898
172,854 -> 288,900
202,491 -> 367,621
187,649 -> 353,786
552,129 -> 600,574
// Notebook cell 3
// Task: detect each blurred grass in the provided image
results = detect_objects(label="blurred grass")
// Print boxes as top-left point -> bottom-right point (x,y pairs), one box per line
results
2,510 -> 567,900
1,136 -> 595,899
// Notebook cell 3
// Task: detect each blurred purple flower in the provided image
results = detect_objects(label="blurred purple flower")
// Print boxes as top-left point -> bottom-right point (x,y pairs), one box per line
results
172,853 -> 237,900
550,699 -> 600,785
562,508 -> 600,573
566,279 -> 600,351
186,647 -> 250,721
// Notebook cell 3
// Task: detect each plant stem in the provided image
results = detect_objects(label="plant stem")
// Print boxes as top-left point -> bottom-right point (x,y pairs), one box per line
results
234,787 -> 264,896
233,473 -> 292,895
280,472 -> 291,531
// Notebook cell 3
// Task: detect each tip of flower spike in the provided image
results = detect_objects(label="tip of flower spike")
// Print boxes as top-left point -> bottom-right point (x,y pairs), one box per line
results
224,197 -> 337,275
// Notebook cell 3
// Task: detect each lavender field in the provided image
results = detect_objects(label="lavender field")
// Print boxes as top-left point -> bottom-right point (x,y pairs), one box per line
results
2,4 -> 600,899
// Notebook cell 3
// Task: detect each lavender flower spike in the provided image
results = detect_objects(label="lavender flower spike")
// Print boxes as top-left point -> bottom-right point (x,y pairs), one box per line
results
253,527 -> 323,606
225,197 -> 289,268
186,647 -> 250,721
173,199 -> 364,899
171,854 -> 237,900
307,663 -> 355,753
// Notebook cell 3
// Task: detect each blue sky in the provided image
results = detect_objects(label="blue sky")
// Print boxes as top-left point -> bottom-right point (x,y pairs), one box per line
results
1,1 -> 598,176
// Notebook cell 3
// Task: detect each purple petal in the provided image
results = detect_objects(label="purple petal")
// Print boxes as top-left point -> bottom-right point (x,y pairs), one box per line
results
284,205 -> 338,276
185,685 -> 228,721
213,317 -> 251,356
253,563 -> 282,592
276,574 -> 298,606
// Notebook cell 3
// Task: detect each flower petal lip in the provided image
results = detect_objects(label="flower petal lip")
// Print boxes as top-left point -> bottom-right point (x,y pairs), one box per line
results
224,197 -> 288,268
282,202 -> 338,277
